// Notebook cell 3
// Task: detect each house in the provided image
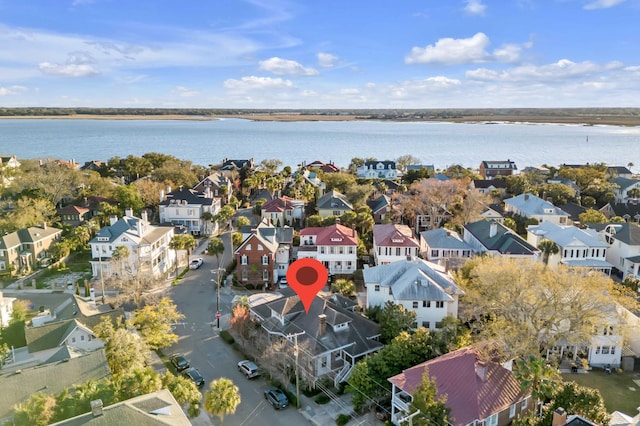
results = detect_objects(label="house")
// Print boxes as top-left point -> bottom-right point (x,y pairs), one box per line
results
479,160 -> 517,179
558,202 -> 587,226
357,160 -> 399,179
611,177 -> 640,204
159,187 -> 221,235
0,350 -> 111,424
363,257 -> 463,331
521,165 -> 550,176
470,179 -> 507,197
298,222 -> 358,275
0,154 -> 21,169
527,221 -> 613,274
405,164 -> 435,174
0,291 -> 16,327
591,222 -> 640,280
479,203 -> 505,224
220,157 -> 254,170
372,224 -> 420,265
611,407 -> 640,426
193,172 -> 233,205
367,194 -> 392,224
388,345 -> 531,426
419,228 -> 473,269
50,389 -> 191,426
304,160 -> 340,173
464,220 -> 540,258
547,176 -> 581,199
79,160 -> 106,172
0,223 -> 62,275
607,165 -> 634,179
89,209 -> 175,279
599,202 -> 640,223
250,288 -> 383,387
260,195 -> 305,227
503,193 -> 571,226
316,190 -> 353,218
415,206 -> 453,234
57,204 -> 91,227
78,196 -> 118,219
235,219 -> 293,286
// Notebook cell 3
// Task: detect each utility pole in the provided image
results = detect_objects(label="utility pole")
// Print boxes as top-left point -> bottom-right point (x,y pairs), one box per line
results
216,268 -> 221,328
289,331 -> 305,408
98,251 -> 105,304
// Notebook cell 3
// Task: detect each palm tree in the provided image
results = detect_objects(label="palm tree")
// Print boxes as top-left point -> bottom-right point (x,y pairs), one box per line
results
169,235 -> 186,271
538,239 -> 559,266
513,355 -> 560,416
204,378 -> 241,425
208,237 -> 225,269
201,211 -> 215,236
112,245 -> 130,276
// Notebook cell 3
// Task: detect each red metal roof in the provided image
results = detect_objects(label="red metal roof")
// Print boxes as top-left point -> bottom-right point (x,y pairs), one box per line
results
300,224 -> 358,246
373,224 -> 419,248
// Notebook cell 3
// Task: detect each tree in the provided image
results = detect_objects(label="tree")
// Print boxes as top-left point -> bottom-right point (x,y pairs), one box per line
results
131,297 -> 184,350
579,208 -> 608,225
115,184 -> 145,214
541,183 -> 576,205
627,187 -> 640,200
537,239 -> 559,265
408,369 -> 451,426
204,378 -> 241,425
513,355 -> 560,415
208,237 -> 225,269
539,381 -> 610,426
379,301 -> 417,343
230,303 -> 255,351
395,154 -> 421,172
96,324 -> 149,377
235,215 -> 250,229
13,392 -> 57,426
109,274 -> 161,309
260,159 -> 283,173
200,211 -> 215,235
215,205 -> 235,230
231,232 -> 243,250
161,372 -> 202,417
111,245 -> 131,277
114,367 -> 162,401
331,278 -> 356,298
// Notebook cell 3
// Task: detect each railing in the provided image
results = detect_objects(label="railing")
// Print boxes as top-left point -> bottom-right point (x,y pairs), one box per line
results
334,363 -> 352,387
392,394 -> 411,413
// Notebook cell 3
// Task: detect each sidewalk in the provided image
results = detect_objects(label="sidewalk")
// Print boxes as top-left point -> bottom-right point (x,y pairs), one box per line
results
297,390 -> 384,426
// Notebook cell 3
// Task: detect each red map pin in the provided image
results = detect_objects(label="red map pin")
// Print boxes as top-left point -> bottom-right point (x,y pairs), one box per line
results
286,258 -> 328,314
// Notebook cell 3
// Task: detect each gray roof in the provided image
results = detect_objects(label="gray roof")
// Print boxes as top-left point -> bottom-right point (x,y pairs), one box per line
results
420,228 -> 472,250
367,194 -> 391,214
317,190 -> 353,211
472,179 -> 506,189
50,389 -> 191,426
558,202 -> 587,221
527,221 -> 608,249
362,258 -> 464,301
562,259 -> 613,268
159,188 -> 214,206
464,220 -> 539,255
611,176 -> 640,190
604,223 -> 640,246
504,193 -> 570,218
602,203 -> 640,219
0,350 -> 110,419
17,225 -> 62,243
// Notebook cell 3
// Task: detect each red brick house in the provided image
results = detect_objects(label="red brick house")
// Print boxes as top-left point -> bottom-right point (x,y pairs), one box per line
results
479,160 -> 517,179
388,346 -> 531,426
235,224 -> 280,288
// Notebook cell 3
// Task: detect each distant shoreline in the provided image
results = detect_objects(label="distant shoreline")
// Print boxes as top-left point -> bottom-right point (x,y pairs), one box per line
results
1,113 -> 640,127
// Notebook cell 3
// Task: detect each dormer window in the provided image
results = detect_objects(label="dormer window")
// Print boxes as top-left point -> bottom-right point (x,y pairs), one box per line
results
330,237 -> 343,242
391,238 -> 403,243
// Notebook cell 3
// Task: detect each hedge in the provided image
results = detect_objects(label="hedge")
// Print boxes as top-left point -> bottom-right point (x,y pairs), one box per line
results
315,394 -> 331,405
219,330 -> 235,344
336,413 -> 351,426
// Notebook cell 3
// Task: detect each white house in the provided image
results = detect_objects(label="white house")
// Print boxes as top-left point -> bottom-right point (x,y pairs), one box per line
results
89,209 -> 175,279
419,228 -> 473,270
298,222 -> 358,275
363,258 -> 464,331
527,221 -> 613,274
611,177 -> 640,204
159,187 -> 221,235
260,195 -> 305,227
373,224 -> 420,265
504,193 -> 571,226
463,220 -> 540,259
593,222 -> 640,280
193,172 -> 233,205
357,161 -> 399,179
0,291 -> 16,327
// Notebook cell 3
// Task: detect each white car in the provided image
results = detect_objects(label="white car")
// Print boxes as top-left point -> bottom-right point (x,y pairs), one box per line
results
189,258 -> 204,269
278,277 -> 288,289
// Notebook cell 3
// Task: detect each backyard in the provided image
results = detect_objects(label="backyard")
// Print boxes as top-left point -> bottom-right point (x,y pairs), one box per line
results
562,369 -> 640,415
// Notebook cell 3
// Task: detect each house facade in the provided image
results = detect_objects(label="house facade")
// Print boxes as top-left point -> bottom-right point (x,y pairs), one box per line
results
388,346 -> 531,426
0,292 -> 15,327
363,258 -> 464,331
479,160 -> 517,179
89,209 -> 175,279
298,223 -> 358,275
419,228 -> 473,270
0,224 -> 62,275
373,224 -> 420,265
235,220 -> 292,286
527,221 -> 613,274
611,177 -> 640,204
260,195 -> 305,227
159,187 -> 221,235
592,223 -> 640,280
504,193 -> 571,226
367,194 -> 392,224
316,190 -> 353,218
193,172 -> 233,205
357,161 -> 399,179
470,179 -> 507,197
464,220 -> 540,259
56,205 -> 91,227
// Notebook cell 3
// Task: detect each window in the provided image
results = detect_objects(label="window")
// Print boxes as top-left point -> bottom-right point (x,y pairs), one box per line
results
388,288 -> 392,295
262,255 -> 269,265
435,321 -> 443,329
396,248 -> 401,256
263,270 -> 269,281
333,210 -> 341,216
509,404 -> 516,418
431,249 -> 439,258
413,301 -> 419,309
602,346 -> 610,355
320,247 -> 325,254
422,321 -> 430,328
374,285 -> 380,292
348,247 -> 354,254
257,244 -> 263,250
241,270 -> 248,281
611,347 -> 616,355
81,335 -> 85,341
486,413 -> 498,426
321,357 -> 328,368
436,301 -> 444,308
425,301 -> 431,308
72,337 -> 76,343
423,301 -> 427,308
241,255 -> 248,265
246,244 -> 251,251
521,397 -> 528,410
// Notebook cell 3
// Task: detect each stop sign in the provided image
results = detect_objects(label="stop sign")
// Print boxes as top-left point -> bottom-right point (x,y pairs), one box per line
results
215,311 -> 221,319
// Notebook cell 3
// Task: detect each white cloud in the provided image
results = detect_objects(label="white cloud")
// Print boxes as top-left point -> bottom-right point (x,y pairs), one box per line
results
406,33 -> 490,65
317,52 -> 338,68
0,85 -> 28,96
464,0 -> 487,15
223,76 -> 295,91
466,59 -> 624,82
39,62 -> 99,77
584,0 -> 626,10
174,86 -> 200,97
258,57 -> 319,76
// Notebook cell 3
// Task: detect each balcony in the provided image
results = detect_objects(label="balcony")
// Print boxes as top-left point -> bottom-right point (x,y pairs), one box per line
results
298,245 -> 317,252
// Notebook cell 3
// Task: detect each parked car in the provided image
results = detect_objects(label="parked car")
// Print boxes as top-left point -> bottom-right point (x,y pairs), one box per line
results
278,277 -> 288,289
182,367 -> 205,387
264,387 -> 289,409
189,258 -> 204,269
237,360 -> 260,379
170,354 -> 190,372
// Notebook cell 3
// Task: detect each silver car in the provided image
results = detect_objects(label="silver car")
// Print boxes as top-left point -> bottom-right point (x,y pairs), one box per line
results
237,360 -> 260,379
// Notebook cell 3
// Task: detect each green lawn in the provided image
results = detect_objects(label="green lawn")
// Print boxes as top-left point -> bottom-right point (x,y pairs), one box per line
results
562,370 -> 640,415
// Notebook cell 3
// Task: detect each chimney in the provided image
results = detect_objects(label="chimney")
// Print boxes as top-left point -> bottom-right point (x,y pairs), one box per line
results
109,215 -> 118,226
318,314 -> 327,336
335,218 -> 341,225
42,222 -> 47,230
159,190 -> 165,202
125,207 -> 133,217
90,399 -> 103,417
167,185 -> 172,194
552,408 -> 567,426
444,258 -> 450,273
489,221 -> 498,238
475,361 -> 488,382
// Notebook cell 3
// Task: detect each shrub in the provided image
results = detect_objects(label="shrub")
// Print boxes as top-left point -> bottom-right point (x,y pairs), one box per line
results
232,342 -> 242,352
219,330 -> 235,344
336,413 -> 351,426
315,394 -> 330,405
225,259 -> 237,276
302,386 -> 321,398
285,390 -> 298,408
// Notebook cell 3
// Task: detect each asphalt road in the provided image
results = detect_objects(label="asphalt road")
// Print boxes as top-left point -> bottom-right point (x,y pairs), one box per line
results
164,244 -> 309,426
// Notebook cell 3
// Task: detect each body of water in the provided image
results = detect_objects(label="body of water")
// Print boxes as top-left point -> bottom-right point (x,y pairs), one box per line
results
2,118 -> 639,172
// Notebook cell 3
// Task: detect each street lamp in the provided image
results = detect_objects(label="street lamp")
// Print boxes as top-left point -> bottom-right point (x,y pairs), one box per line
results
98,251 -> 106,304
212,268 -> 224,328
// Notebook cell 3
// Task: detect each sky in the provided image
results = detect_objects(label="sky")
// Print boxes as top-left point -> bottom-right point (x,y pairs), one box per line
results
1,0 -> 639,109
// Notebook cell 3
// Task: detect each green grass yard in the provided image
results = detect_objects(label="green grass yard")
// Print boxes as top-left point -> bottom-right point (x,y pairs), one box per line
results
562,370 -> 640,415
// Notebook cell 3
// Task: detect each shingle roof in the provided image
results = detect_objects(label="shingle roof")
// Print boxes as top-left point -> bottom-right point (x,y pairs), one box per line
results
367,194 -> 391,214
159,188 -> 214,206
611,176 -> 640,190
420,228 -> 472,250
57,205 -> 90,215
261,196 -> 304,213
504,193 -> 571,218
300,223 -> 358,246
16,225 -> 62,243
317,190 -> 353,211
464,220 -> 539,256
388,346 -> 529,426
527,221 -> 608,249
603,203 -> 640,219
0,350 -> 111,419
472,179 -> 507,189
373,224 -> 419,248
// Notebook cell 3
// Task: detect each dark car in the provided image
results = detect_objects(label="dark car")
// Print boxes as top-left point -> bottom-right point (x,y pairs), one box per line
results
170,354 -> 190,372
182,367 -> 205,388
264,387 -> 289,409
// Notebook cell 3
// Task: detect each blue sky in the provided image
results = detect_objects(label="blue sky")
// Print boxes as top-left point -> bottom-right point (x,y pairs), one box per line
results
1,0 -> 639,108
